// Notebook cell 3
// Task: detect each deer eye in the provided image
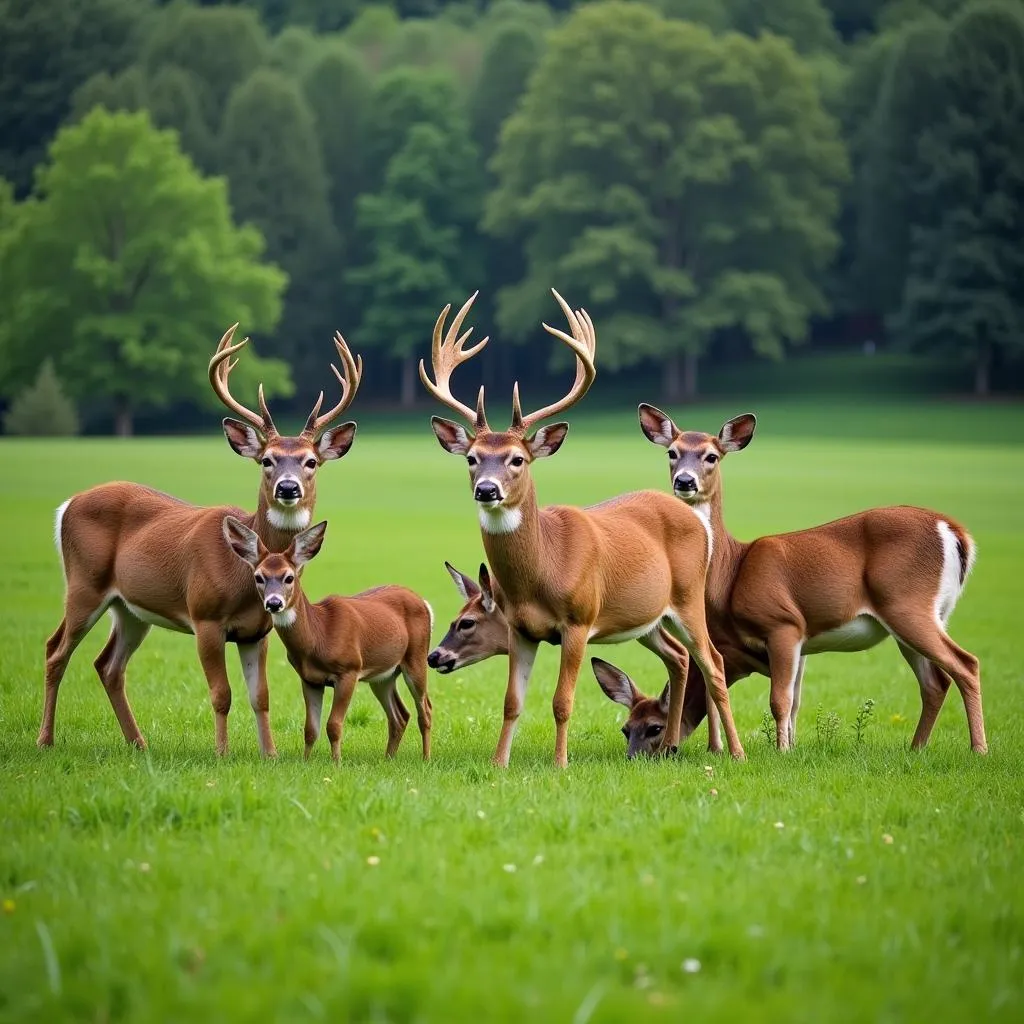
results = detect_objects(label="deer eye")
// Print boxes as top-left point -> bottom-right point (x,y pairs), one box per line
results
457,618 -> 475,631
284,574 -> 295,585
467,455 -> 478,467
254,574 -> 265,586
705,453 -> 719,465
510,455 -> 525,467
304,458 -> 318,470
667,451 -> 678,461
646,723 -> 664,738
260,457 -> 273,468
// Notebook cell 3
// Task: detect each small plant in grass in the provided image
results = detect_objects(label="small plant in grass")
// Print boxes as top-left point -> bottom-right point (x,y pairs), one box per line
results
3,360 -> 79,436
760,710 -> 775,745
815,703 -> 842,750
852,698 -> 876,744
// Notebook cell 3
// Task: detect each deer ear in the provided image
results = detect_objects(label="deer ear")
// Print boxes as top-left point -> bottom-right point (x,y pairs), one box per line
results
719,413 -> 756,453
291,521 -> 327,568
444,560 -> 480,601
430,416 -> 473,455
222,418 -> 263,459
223,516 -> 264,567
637,404 -> 677,448
318,421 -> 356,461
478,563 -> 496,613
526,422 -> 568,459
591,658 -> 641,709
656,682 -> 671,715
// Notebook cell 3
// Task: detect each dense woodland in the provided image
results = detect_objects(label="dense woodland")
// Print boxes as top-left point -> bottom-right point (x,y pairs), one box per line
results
0,0 -> 1021,433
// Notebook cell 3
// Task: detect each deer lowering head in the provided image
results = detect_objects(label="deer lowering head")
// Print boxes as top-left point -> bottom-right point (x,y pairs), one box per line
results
427,562 -> 509,673
637,404 -> 757,508
591,658 -> 672,759
422,290 -> 596,533
209,326 -> 363,530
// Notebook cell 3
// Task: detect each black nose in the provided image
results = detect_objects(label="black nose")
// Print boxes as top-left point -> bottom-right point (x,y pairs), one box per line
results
427,650 -> 441,669
474,482 -> 500,503
265,596 -> 284,612
275,480 -> 301,500
674,473 -> 697,493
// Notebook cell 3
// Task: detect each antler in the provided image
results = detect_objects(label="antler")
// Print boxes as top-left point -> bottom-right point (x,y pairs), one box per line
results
208,324 -> 278,438
418,292 -> 490,431
510,289 -> 597,434
300,331 -> 364,440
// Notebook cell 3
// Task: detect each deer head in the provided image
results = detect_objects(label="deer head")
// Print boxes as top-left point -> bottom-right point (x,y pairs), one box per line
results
421,290 -> 597,534
427,561 -> 509,673
209,326 -> 363,530
591,657 -> 672,759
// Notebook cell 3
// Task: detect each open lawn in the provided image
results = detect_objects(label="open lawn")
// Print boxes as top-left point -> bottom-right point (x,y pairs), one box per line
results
2,399 -> 1023,1022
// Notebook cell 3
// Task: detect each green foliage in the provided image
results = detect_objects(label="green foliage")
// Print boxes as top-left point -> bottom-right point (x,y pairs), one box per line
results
2,359 -> 79,436
0,0 -> 144,193
486,1 -> 848,397
852,697 -> 876,743
0,108 -> 289,435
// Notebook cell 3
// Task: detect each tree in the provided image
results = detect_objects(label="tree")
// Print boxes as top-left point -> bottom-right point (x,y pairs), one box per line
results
889,2 -> 1024,394
0,0 -> 143,193
347,69 -> 484,406
0,109 -> 289,436
3,360 -> 79,436
486,1 -> 848,398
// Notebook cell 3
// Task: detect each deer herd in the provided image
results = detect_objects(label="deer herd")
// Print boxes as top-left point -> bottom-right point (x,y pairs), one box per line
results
39,291 -> 988,766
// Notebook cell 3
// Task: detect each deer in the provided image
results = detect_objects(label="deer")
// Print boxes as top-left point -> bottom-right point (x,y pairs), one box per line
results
420,289 -> 745,768
635,404 -> 988,754
428,561 -> 725,757
39,325 -> 363,758
222,518 -> 433,762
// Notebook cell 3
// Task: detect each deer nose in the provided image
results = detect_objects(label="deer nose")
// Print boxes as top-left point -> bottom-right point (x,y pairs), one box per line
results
265,595 -> 284,613
275,479 -> 301,501
673,472 -> 698,494
427,649 -> 455,673
474,481 -> 501,503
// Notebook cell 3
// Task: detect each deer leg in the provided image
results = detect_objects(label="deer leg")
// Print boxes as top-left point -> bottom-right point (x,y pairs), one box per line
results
667,602 -> 745,760
551,625 -> 588,769
368,677 -> 409,758
492,629 -> 538,769
637,627 -> 688,753
765,629 -> 804,751
325,672 -> 359,763
789,656 -> 807,746
237,638 -> 277,759
194,621 -> 232,756
302,682 -> 325,759
400,660 -> 433,761
705,690 -> 723,754
886,612 -> 985,752
39,586 -> 109,747
92,603 -> 149,748
896,642 -> 951,749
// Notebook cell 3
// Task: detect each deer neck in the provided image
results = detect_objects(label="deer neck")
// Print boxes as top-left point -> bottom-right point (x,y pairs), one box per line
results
477,481 -> 546,604
270,586 -> 319,651
690,488 -> 746,612
254,489 -> 314,552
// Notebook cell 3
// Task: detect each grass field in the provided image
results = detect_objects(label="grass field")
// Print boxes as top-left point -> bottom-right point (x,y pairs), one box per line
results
2,399 -> 1023,1022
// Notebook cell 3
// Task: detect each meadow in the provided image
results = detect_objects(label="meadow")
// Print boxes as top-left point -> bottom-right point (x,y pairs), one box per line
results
2,398 -> 1023,1023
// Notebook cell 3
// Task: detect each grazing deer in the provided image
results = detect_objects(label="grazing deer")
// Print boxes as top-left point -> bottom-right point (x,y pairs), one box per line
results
223,518 -> 433,762
636,404 -> 987,754
39,326 -> 362,757
420,290 -> 744,767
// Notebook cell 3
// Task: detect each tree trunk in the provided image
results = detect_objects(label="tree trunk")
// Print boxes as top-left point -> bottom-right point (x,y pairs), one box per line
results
400,356 -> 416,408
683,351 -> 699,400
974,340 -> 991,397
665,354 -> 682,402
114,400 -> 133,438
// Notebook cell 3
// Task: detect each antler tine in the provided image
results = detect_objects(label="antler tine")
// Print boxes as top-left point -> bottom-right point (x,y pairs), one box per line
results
256,383 -> 278,438
418,292 -> 490,430
208,324 -> 274,435
513,289 -> 598,433
302,331 -> 364,439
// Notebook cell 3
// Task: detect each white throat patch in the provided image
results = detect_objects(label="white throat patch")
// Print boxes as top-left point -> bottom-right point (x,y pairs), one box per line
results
267,506 -> 311,532
271,607 -> 297,629
478,505 -> 523,535
691,501 -> 713,561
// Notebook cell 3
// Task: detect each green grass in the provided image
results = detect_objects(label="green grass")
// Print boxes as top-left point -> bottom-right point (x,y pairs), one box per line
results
2,401 -> 1023,1023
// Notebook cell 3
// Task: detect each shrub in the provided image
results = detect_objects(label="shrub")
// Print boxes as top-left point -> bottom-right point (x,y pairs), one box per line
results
3,360 -> 80,436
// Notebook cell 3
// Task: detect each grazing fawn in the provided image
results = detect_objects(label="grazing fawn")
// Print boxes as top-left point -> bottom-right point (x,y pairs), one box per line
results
223,518 -> 434,762
636,405 -> 987,753
421,290 -> 743,767
40,326 -> 362,756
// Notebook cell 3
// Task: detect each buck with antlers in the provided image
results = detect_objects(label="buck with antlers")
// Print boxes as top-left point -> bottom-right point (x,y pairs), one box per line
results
223,517 -> 433,762
636,405 -> 987,754
39,326 -> 362,757
420,290 -> 745,767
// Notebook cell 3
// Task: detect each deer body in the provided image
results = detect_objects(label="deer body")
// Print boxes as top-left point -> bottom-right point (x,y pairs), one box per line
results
224,519 -> 433,761
40,326 -> 362,757
421,291 -> 743,767
636,406 -> 987,754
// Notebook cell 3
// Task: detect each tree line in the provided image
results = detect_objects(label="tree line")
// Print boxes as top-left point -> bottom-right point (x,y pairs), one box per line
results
0,0 -> 1021,433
